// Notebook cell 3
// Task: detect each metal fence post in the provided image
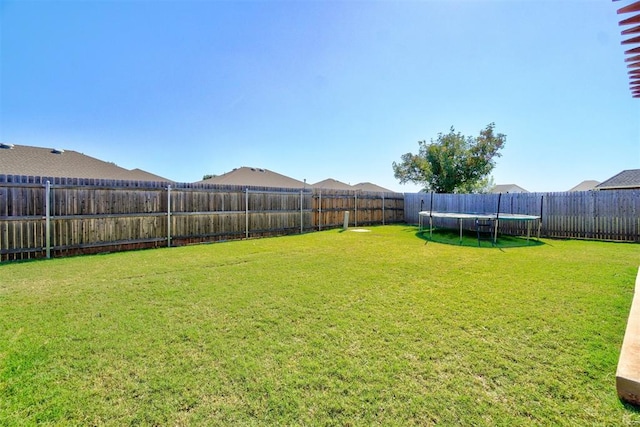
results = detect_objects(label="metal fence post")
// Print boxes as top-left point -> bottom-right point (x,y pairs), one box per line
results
167,185 -> 172,247
245,187 -> 249,239
318,191 -> 322,231
45,180 -> 51,258
300,190 -> 303,234
354,192 -> 358,228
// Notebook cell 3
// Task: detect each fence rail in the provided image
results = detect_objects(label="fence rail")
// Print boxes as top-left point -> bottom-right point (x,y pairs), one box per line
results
0,175 -> 404,261
404,191 -> 640,242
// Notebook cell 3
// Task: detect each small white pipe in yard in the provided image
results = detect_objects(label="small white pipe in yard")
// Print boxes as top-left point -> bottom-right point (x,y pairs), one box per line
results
167,185 -> 172,247
45,180 -> 51,258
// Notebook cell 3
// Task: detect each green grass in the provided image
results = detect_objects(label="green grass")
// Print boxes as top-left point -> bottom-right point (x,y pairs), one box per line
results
1,225 -> 639,425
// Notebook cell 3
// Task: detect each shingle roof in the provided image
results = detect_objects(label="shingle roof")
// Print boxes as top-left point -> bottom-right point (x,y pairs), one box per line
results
312,178 -> 353,190
490,184 -> 529,193
568,180 -> 600,192
198,167 -> 307,189
595,169 -> 640,190
127,168 -> 172,182
352,182 -> 394,192
0,143 -> 172,181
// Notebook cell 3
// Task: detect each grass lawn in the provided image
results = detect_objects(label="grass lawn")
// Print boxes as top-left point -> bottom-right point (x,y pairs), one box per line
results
1,225 -> 639,425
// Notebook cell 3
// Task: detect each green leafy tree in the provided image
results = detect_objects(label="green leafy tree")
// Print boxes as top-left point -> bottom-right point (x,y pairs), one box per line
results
392,123 -> 506,193
202,174 -> 217,180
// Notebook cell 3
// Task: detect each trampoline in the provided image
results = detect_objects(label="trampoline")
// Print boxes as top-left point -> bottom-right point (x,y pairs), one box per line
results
419,211 -> 541,245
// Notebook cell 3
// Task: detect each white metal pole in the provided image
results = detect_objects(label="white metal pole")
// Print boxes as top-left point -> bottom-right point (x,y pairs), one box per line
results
167,185 -> 172,247
45,180 -> 51,259
245,188 -> 249,239
318,191 -> 322,231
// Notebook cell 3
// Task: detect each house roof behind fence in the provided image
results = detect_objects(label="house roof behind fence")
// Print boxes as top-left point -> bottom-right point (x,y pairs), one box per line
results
0,143 -> 171,181
312,178 -> 354,190
595,169 -> 640,190
352,182 -> 394,192
126,168 -> 171,182
198,166 -> 308,189
490,184 -> 529,193
568,180 -> 600,192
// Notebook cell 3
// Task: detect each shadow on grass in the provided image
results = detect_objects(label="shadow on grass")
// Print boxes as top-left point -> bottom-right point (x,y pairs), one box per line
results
415,227 -> 545,249
622,400 -> 640,414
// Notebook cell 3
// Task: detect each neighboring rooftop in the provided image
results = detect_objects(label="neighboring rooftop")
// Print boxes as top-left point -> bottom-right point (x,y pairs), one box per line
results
352,182 -> 394,192
595,169 -> 640,190
568,180 -> 600,192
198,167 -> 308,189
490,184 -> 529,194
0,143 -> 171,181
312,178 -> 353,191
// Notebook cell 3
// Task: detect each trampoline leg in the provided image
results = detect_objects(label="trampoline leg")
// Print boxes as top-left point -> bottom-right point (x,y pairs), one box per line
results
430,217 -> 433,239
459,219 -> 463,244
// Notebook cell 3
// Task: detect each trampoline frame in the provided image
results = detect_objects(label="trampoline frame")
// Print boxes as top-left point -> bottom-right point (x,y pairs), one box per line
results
418,211 -> 541,245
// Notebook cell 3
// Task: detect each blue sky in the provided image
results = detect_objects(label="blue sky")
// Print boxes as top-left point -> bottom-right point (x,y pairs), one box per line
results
1,0 -> 639,193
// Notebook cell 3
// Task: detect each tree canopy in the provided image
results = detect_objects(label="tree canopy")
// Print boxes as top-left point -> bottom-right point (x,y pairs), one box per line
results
392,123 -> 506,193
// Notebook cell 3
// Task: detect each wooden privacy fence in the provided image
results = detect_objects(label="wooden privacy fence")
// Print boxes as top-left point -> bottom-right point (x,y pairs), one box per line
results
3,174 -> 638,261
0,175 -> 404,261
405,191 -> 640,242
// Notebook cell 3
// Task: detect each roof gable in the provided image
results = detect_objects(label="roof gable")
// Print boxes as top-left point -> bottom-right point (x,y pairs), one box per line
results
312,178 -> 353,190
568,180 -> 600,192
352,182 -> 393,192
198,167 -> 306,189
0,144 -> 171,182
490,184 -> 529,193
